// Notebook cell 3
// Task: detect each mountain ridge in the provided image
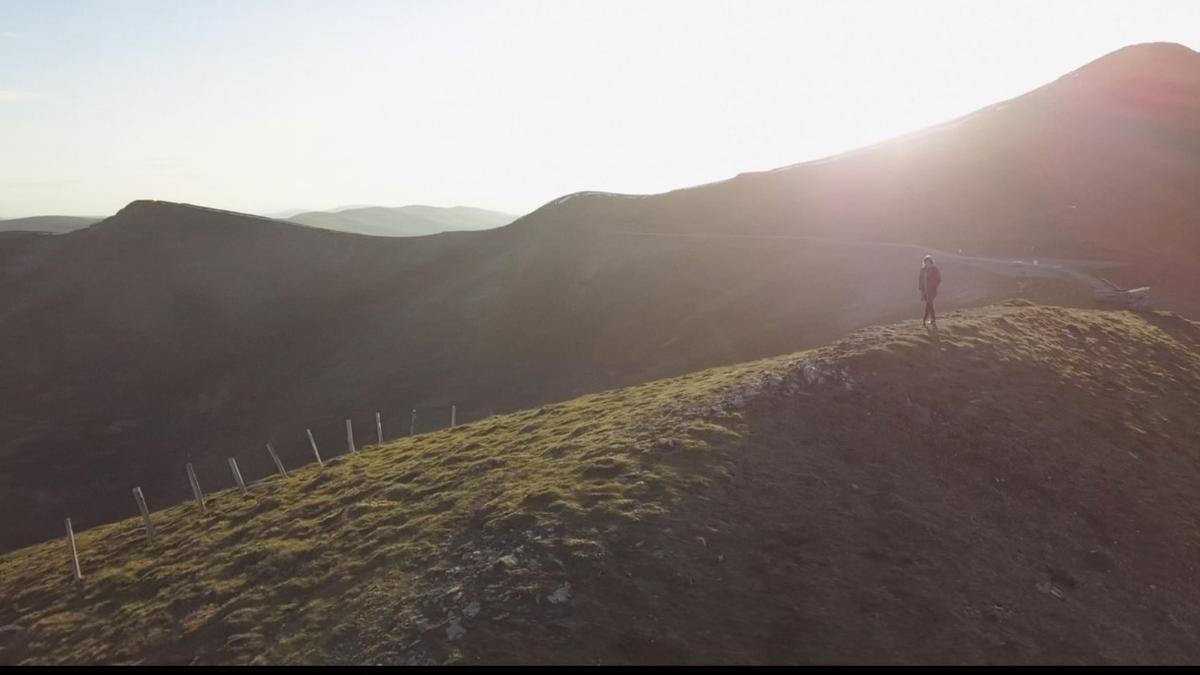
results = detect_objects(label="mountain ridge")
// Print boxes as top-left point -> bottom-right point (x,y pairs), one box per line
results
287,204 -> 516,237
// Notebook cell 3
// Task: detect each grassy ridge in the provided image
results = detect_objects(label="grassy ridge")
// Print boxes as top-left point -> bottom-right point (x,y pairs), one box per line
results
4,302 -> 1200,664
0,347 -> 767,664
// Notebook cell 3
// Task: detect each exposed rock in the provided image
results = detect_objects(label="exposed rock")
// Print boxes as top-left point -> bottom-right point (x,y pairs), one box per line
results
804,363 -> 822,384
546,582 -> 573,605
446,615 -> 466,641
1036,581 -> 1067,600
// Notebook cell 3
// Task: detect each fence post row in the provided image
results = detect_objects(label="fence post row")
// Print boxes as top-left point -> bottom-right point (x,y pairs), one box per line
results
132,487 -> 155,541
266,443 -> 288,478
186,463 -> 206,513
52,400 -> 468,560
65,517 -> 82,581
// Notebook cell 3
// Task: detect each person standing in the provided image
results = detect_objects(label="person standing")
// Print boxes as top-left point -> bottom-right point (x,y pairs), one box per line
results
919,255 -> 941,327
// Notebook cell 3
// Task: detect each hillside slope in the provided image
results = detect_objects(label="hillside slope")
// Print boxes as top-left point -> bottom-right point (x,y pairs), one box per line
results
288,205 -> 515,236
509,42 -> 1200,310
3,303 -> 1200,665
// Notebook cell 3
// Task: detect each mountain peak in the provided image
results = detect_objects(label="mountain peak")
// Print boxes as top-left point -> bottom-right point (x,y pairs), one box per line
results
94,200 -> 289,236
1055,41 -> 1200,95
1096,41 -> 1198,62
111,199 -> 274,222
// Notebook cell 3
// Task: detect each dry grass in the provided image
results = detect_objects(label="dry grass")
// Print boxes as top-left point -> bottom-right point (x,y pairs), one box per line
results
0,343 -> 772,664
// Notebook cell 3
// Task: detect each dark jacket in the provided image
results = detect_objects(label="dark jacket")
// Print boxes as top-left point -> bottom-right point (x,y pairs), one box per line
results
919,264 -> 941,300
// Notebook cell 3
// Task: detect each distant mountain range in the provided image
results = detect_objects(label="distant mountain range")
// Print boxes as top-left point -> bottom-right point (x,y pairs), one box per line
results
286,205 -> 516,237
0,215 -> 101,234
0,42 -> 1198,554
0,205 -> 515,238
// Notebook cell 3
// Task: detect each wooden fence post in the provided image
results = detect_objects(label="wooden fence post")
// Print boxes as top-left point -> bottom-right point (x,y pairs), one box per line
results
65,518 -> 83,581
132,487 -> 155,541
346,418 -> 356,454
376,412 -> 382,445
186,463 -> 206,513
410,409 -> 417,436
450,403 -> 457,428
266,443 -> 288,478
306,429 -> 324,466
228,458 -> 248,496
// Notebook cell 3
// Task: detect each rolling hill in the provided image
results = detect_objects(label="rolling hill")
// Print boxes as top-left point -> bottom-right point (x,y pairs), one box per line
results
287,205 -> 515,237
3,303 -> 1200,664
0,216 -> 101,234
0,42 -> 1198,559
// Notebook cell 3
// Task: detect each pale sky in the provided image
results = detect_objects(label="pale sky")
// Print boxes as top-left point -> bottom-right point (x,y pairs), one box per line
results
1,0 -> 1197,219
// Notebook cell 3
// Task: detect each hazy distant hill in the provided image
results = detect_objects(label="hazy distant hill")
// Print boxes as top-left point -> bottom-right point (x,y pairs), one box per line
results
288,205 -> 516,236
0,216 -> 100,234
0,43 -> 1198,555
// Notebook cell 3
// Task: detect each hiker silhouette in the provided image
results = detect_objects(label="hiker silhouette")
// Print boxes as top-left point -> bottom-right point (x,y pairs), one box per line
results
919,255 -> 941,328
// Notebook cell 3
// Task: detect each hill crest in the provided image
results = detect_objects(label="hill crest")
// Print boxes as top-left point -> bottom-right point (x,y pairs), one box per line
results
3,303 -> 1200,665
